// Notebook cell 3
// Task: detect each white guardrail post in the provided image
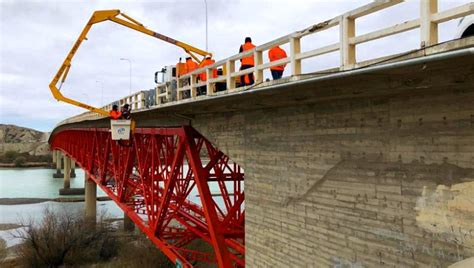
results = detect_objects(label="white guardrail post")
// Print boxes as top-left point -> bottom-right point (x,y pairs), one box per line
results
254,50 -> 264,83
177,77 -> 182,101
420,0 -> 438,48
206,69 -> 212,95
226,59 -> 235,90
340,15 -> 356,70
290,36 -> 301,76
191,74 -> 197,98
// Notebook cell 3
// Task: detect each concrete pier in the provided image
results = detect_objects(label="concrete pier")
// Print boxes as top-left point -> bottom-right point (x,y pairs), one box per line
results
58,156 -> 85,195
53,151 -> 64,178
70,160 -> 76,178
84,173 -> 97,223
63,156 -> 71,189
52,149 -> 57,164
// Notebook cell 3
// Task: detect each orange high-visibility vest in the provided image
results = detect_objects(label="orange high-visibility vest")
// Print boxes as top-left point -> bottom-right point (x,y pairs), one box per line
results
185,59 -> 199,73
268,46 -> 287,71
244,74 -> 250,84
199,58 -> 217,81
241,42 -> 256,66
109,110 -> 122,119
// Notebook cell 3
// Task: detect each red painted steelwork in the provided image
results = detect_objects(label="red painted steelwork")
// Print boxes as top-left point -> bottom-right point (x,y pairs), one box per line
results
50,126 -> 245,267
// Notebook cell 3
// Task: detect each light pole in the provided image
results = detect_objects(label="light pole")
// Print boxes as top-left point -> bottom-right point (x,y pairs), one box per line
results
120,58 -> 132,95
204,0 -> 208,51
96,80 -> 103,106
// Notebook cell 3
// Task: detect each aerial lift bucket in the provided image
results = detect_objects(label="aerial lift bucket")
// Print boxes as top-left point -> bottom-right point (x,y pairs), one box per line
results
110,119 -> 131,140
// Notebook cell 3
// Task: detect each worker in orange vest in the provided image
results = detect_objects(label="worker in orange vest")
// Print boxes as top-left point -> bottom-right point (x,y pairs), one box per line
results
268,45 -> 287,80
109,104 -> 122,119
197,56 -> 217,95
184,57 -> 199,95
185,57 -> 198,74
239,37 -> 256,86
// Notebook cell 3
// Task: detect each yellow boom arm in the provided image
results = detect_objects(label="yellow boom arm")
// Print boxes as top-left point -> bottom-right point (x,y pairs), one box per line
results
49,9 -> 212,116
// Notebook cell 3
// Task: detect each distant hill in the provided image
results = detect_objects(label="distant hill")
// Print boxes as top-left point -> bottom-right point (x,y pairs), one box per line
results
0,124 -> 50,156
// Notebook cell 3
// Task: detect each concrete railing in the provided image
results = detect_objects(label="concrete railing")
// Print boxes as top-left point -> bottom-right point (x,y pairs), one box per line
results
57,91 -> 147,126
58,0 -> 473,125
118,91 -> 146,111
102,91 -> 146,111
174,0 -> 473,98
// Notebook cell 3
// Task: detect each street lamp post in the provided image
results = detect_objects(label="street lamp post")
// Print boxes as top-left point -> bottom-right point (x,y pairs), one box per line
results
204,0 -> 208,51
120,58 -> 132,95
96,80 -> 104,106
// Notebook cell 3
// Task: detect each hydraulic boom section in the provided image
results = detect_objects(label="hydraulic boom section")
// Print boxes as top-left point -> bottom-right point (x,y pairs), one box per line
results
49,9 -> 212,116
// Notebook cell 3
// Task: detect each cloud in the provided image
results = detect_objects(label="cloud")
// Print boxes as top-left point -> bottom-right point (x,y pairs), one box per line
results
0,0 -> 470,132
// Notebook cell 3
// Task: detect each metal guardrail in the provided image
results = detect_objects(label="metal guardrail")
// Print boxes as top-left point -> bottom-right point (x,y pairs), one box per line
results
58,0 -> 473,125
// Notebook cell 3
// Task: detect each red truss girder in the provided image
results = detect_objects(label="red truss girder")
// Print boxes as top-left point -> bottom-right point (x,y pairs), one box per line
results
50,126 -> 245,267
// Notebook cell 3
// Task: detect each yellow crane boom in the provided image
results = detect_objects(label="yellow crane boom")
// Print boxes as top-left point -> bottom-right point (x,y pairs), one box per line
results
49,9 -> 212,116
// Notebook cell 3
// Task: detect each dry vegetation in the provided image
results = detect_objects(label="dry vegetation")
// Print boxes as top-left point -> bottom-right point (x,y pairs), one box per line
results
10,207 -> 213,267
0,238 -> 7,265
102,234 -> 174,268
0,150 -> 52,167
14,207 -> 116,267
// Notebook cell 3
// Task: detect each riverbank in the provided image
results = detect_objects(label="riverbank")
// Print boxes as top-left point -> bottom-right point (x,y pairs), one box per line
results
0,162 -> 52,168
0,196 -> 111,205
0,224 -> 22,231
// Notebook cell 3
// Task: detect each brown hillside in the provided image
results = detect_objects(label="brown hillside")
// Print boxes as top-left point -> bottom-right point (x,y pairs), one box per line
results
0,124 -> 50,155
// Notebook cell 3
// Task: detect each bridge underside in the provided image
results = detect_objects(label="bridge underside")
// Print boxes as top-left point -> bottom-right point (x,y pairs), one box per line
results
52,40 -> 474,267
50,126 -> 245,267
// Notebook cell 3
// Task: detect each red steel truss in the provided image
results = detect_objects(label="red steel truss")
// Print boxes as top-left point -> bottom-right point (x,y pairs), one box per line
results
50,126 -> 245,267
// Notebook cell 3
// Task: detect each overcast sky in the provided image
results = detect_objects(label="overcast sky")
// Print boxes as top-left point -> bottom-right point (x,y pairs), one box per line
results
0,0 -> 469,132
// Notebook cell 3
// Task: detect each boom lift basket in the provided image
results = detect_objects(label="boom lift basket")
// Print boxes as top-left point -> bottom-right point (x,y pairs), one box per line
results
110,119 -> 131,140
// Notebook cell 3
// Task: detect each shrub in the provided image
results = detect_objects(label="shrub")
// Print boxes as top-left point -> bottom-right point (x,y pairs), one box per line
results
14,156 -> 27,167
104,234 -> 174,268
0,238 -> 6,264
14,207 -> 116,267
0,151 -> 53,164
3,151 -> 18,163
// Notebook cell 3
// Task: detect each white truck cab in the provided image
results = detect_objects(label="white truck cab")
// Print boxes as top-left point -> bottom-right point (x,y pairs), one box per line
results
155,65 -> 178,104
455,15 -> 474,39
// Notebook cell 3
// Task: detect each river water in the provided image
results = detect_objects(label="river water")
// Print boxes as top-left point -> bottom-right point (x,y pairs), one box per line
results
0,168 -> 122,247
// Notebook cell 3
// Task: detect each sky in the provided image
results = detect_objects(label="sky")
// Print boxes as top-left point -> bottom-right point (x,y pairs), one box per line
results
0,0 -> 470,132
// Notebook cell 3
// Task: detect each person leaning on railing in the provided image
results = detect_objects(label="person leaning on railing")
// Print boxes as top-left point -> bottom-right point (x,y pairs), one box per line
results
185,57 -> 199,74
239,37 -> 256,86
268,45 -> 287,80
184,57 -> 199,94
197,56 -> 217,96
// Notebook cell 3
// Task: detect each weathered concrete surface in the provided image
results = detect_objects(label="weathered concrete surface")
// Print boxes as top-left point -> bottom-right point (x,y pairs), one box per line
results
51,39 -> 474,267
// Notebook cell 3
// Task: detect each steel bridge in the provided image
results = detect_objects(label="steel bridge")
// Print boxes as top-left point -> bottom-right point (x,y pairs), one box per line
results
50,126 -> 244,267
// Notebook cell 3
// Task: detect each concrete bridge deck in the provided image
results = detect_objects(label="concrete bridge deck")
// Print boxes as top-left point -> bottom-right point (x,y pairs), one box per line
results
51,37 -> 474,267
